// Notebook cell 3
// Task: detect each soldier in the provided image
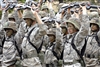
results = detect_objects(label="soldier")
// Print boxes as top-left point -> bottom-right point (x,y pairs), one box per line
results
63,17 -> 89,67
88,11 -> 99,20
21,9 -> 47,67
0,21 -> 4,67
1,21 -> 22,67
60,23 -> 68,66
84,18 -> 100,67
0,8 -> 23,27
44,27 -> 63,67
38,11 -> 48,18
60,22 -> 68,36
41,1 -> 55,18
41,4 -> 49,13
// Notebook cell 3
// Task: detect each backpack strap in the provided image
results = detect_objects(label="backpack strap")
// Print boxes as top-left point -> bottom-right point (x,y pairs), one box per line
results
27,27 -> 44,54
13,38 -> 22,60
2,36 -> 22,60
94,33 -> 100,47
0,36 -> 5,54
60,47 -> 64,60
71,33 -> 86,67
38,36 -> 44,53
52,44 -> 60,60
81,38 -> 87,56
87,33 -> 100,47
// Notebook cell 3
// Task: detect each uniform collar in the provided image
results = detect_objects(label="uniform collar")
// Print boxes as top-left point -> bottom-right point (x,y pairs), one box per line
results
5,35 -> 14,41
27,24 -> 38,32
67,33 -> 77,39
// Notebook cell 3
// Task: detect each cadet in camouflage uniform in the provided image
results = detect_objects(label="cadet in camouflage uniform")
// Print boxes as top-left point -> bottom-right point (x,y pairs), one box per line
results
60,22 -> 68,36
38,11 -> 48,18
0,8 -> 23,27
21,9 -> 47,67
84,18 -> 100,67
41,2 -> 55,18
0,21 -> 4,67
63,17 -> 89,67
1,21 -> 22,67
44,27 -> 63,67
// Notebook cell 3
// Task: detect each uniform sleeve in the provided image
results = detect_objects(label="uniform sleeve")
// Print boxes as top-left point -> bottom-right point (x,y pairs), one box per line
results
0,10 -> 8,24
31,24 -> 48,48
15,22 -> 26,50
65,12 -> 71,20
79,14 -> 89,23
49,9 -> 55,18
54,28 -> 63,58
38,24 -> 48,36
74,20 -> 90,50
0,26 -> 4,54
13,10 -> 23,26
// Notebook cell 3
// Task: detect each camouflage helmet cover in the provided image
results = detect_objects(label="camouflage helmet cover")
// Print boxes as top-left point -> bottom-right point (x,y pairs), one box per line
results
38,11 -> 47,18
58,3 -> 65,10
60,22 -> 67,29
65,17 -> 81,30
89,12 -> 99,20
23,9 -> 36,21
3,21 -> 17,31
90,18 -> 100,27
41,4 -> 48,10
8,12 -> 15,19
47,28 -> 56,36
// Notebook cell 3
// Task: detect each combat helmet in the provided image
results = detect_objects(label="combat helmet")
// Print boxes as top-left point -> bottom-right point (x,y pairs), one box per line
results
89,12 -> 99,20
65,17 -> 81,30
47,28 -> 56,36
3,21 -> 17,32
8,12 -> 15,19
90,18 -> 100,27
23,9 -> 36,21
8,12 -> 15,21
38,11 -> 47,18
58,3 -> 65,10
41,4 -> 48,11
60,22 -> 67,30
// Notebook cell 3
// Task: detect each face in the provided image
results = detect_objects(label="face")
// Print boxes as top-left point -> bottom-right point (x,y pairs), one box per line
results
48,35 -> 55,42
9,18 -> 15,22
61,27 -> 67,35
67,23 -> 78,34
24,18 -> 33,27
5,29 -> 14,37
42,8 -> 48,13
91,23 -> 99,32
44,22 -> 52,29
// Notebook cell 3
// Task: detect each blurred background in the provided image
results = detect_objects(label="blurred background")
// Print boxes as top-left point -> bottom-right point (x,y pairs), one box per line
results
0,0 -> 100,18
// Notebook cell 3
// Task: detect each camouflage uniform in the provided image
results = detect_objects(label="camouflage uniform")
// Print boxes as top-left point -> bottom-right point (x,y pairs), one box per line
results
1,21 -> 22,67
44,28 -> 63,67
88,12 -> 99,20
1,10 -> 23,27
38,11 -> 48,18
84,18 -> 100,67
0,10 -> 8,25
0,22 -> 4,67
21,9 -> 48,67
63,17 -> 89,67
41,4 -> 55,18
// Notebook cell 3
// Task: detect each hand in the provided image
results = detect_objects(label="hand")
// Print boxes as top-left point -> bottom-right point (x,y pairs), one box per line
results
98,7 -> 100,12
55,22 -> 60,28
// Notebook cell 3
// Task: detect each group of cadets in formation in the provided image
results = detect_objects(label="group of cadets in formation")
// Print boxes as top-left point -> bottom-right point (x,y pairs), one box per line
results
0,0 -> 100,67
